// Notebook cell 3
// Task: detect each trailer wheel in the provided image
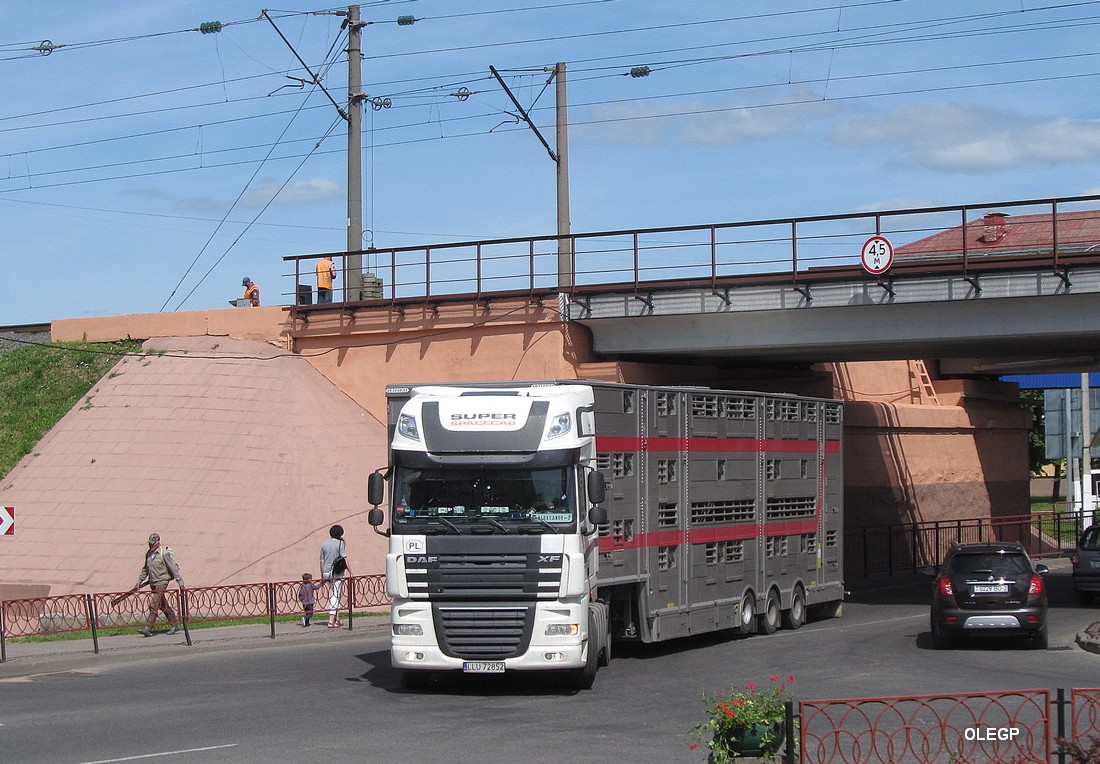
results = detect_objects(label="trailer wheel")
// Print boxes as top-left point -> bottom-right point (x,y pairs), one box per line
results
568,611 -> 599,690
782,586 -> 805,631
758,588 -> 780,635
737,591 -> 756,634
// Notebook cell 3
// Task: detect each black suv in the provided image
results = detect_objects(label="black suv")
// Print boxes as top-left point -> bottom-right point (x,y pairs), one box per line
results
929,541 -> 1049,649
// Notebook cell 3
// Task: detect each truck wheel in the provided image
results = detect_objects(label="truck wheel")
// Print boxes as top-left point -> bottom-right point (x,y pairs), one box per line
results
931,617 -> 952,650
598,629 -> 612,667
758,588 -> 780,635
400,669 -> 432,690
782,587 -> 805,630
737,592 -> 756,635
568,612 -> 599,690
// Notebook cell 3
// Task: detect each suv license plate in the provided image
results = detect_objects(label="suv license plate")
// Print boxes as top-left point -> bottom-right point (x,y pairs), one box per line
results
972,584 -> 1009,594
463,661 -> 505,674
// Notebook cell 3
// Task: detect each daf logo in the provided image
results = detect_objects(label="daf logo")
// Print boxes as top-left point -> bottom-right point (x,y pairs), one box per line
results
406,555 -> 438,564
538,554 -> 563,564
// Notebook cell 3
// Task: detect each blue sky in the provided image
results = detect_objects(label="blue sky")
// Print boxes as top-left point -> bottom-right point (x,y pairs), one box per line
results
3,0 -> 1100,323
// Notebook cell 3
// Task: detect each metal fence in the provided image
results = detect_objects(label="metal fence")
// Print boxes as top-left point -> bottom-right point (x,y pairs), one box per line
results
846,509 -> 1091,578
0,574 -> 391,662
791,687 -> 1100,763
281,193 -> 1100,309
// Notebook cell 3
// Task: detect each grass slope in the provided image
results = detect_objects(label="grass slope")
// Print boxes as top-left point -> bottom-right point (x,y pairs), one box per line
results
0,340 -> 145,480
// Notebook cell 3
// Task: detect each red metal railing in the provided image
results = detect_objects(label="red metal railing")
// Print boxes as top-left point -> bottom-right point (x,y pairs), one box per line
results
792,688 -> 1100,764
282,193 -> 1100,310
0,574 -> 390,661
799,690 -> 1052,763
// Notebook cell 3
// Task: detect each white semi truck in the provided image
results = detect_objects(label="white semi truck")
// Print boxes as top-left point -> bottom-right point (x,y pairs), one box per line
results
367,381 -> 843,689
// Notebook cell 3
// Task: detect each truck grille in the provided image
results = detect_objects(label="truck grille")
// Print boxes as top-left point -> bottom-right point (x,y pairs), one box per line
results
435,605 -> 534,660
405,552 -> 563,601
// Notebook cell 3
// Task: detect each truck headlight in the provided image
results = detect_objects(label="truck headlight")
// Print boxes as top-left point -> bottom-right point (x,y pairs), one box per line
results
546,413 -> 571,439
545,623 -> 579,636
397,413 -> 420,441
393,624 -> 423,636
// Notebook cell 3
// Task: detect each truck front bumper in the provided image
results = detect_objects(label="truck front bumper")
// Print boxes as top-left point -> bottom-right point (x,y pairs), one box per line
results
390,600 -> 589,672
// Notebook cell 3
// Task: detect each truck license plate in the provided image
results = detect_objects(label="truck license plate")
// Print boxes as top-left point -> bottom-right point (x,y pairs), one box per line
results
463,661 -> 505,674
972,584 -> 1008,594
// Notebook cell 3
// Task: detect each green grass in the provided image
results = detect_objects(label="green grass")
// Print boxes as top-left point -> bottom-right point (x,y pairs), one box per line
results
1030,496 -> 1086,543
0,339 -> 145,479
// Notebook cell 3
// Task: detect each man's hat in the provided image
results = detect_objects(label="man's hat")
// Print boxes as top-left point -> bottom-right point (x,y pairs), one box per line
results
148,533 -> 160,545
242,276 -> 250,286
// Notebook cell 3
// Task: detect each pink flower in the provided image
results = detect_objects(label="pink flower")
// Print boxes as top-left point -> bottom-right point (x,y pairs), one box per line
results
771,673 -> 779,681
746,681 -> 756,690
690,743 -> 698,751
788,675 -> 795,683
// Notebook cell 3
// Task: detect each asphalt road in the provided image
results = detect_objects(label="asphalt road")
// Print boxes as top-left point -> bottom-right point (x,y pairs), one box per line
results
0,561 -> 1096,764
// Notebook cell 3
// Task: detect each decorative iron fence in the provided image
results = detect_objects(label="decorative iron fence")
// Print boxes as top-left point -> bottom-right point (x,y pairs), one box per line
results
846,509 -> 1090,578
790,687 -> 1100,764
0,574 -> 391,662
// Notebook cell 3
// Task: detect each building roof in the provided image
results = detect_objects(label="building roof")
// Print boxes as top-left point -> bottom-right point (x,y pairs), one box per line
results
895,208 -> 1100,258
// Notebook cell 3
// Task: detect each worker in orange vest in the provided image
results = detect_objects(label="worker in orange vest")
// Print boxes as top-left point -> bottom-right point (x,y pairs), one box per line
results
242,276 -> 260,307
316,257 -> 336,303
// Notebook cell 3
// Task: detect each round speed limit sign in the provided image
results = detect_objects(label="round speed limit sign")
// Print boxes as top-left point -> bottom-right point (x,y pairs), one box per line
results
860,235 -> 894,275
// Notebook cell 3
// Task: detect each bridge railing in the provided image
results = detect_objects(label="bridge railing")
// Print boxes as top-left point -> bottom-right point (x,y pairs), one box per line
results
282,193 -> 1100,309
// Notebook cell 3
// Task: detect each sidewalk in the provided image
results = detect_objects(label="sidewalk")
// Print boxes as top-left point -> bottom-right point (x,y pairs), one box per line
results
0,615 -> 392,679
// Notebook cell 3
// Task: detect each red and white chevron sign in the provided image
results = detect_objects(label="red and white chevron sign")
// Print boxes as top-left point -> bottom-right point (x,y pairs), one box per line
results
0,506 -> 13,536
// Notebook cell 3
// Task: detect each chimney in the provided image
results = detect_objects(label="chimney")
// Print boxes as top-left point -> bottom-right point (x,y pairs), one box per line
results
980,211 -> 1008,243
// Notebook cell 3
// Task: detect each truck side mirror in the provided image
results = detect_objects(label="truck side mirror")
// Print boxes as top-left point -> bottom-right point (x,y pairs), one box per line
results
587,470 -> 606,505
367,471 -> 385,507
367,472 -> 389,537
587,470 -> 607,526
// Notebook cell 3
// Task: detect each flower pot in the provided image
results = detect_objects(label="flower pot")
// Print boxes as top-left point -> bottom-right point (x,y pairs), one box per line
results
710,721 -> 785,760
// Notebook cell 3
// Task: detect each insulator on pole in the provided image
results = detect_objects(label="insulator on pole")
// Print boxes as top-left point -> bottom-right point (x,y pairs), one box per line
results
629,66 -> 652,78
199,21 -> 223,34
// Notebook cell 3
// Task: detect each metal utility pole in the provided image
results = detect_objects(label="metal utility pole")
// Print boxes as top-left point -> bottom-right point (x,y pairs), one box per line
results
489,62 -> 572,293
554,62 -> 571,292
346,4 -> 365,301
1084,373 -> 1094,523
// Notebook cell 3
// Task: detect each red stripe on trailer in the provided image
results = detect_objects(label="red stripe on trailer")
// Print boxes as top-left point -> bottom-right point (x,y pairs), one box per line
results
596,436 -> 839,453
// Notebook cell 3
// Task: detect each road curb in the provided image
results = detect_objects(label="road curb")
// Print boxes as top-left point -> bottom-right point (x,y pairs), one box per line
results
1076,621 -> 1100,655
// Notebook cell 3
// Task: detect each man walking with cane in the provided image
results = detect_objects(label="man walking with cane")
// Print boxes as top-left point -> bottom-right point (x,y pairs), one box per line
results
134,532 -> 185,637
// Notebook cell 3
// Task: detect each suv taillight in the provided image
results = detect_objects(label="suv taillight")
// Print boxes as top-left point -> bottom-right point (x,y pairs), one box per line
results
938,576 -> 954,596
1029,575 -> 1043,596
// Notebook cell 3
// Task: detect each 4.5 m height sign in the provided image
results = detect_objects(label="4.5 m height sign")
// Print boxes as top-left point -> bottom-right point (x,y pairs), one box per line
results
1,506 -> 13,536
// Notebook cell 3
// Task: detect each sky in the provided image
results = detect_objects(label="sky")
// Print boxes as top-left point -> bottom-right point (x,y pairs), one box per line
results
4,0 -> 1100,324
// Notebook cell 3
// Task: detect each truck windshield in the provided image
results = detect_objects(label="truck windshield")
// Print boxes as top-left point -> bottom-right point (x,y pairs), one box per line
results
391,465 -> 575,533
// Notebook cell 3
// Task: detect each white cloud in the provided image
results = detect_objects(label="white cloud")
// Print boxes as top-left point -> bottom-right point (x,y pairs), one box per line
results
579,91 -> 829,147
240,178 -> 342,207
831,102 -> 1100,172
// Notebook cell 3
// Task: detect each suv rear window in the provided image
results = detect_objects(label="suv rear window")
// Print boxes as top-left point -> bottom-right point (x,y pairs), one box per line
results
1081,528 -> 1100,552
947,553 -> 1029,577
